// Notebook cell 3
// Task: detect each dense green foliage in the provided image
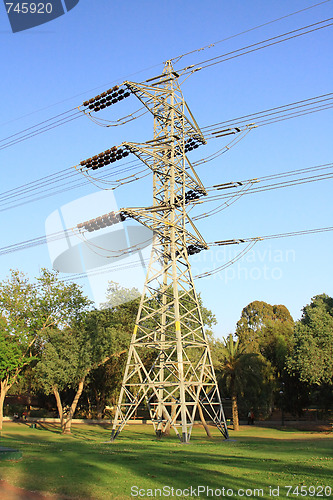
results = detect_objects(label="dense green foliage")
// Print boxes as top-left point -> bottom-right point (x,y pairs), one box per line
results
1,267 -> 332,427
0,269 -> 91,429
236,301 -> 294,370
287,294 -> 333,386
84,282 -> 140,418
0,317 -> 31,380
233,296 -> 333,419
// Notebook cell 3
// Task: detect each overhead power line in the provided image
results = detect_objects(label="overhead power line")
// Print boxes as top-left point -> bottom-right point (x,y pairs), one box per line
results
204,170 -> 333,202
0,14 -> 331,152
240,162 -> 333,184
193,165 -> 333,221
0,137 -> 325,216
0,159 -> 146,213
211,226 -> 333,246
0,90 -> 331,214
179,18 -> 333,75
54,225 -> 333,284
202,93 -> 333,135
171,0 -> 332,62
1,161 -> 332,258
59,258 -> 150,284
192,164 -> 333,221
194,226 -> 333,278
0,110 -> 83,152
1,0 -> 329,136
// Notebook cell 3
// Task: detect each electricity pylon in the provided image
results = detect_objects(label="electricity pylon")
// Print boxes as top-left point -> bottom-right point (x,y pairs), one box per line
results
110,61 -> 229,443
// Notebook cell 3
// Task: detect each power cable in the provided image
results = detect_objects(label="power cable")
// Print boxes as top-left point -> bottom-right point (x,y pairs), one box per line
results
1,12 -> 331,152
59,258 -> 150,284
205,162 -> 333,192
201,172 -> 333,206
192,173 -> 333,223
171,0 -> 332,63
194,226 -> 333,279
254,103 -> 333,128
0,90 -> 331,215
210,226 -> 333,245
0,119 -> 331,215
0,111 -> 83,152
178,18 -> 333,75
59,225 -> 333,284
195,240 -> 259,279
1,0 -> 327,132
0,160 -> 146,213
192,163 -> 333,220
0,108 -> 79,145
1,165 -> 332,258
193,181 -> 257,221
202,93 -> 333,134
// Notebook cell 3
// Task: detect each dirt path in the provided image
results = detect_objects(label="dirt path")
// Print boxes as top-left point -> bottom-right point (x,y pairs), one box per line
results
0,480 -> 70,500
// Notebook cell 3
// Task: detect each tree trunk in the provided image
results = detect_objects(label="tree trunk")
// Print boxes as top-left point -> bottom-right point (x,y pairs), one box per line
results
163,402 -> 177,436
62,419 -> 72,434
198,403 -> 212,438
62,377 -> 85,434
53,386 -> 64,431
231,393 -> 239,431
96,398 -> 105,420
0,379 -> 11,431
86,395 -> 92,420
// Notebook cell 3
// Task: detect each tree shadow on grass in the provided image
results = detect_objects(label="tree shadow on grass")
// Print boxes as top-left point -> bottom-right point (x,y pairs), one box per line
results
35,423 -> 62,434
0,426 -> 332,499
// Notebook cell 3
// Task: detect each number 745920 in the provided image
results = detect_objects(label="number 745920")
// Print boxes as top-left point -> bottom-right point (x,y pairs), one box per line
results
285,485 -> 332,497
5,3 -> 53,14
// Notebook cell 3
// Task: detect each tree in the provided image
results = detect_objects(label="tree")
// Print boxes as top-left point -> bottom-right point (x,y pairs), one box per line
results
84,309 -> 135,420
35,329 -> 87,433
0,316 -> 32,424
236,301 -> 294,376
213,334 -> 264,430
100,281 -> 140,309
236,301 -> 293,354
84,283 -> 141,419
35,309 -> 129,434
235,301 -> 296,417
0,269 -> 91,429
287,294 -> 333,386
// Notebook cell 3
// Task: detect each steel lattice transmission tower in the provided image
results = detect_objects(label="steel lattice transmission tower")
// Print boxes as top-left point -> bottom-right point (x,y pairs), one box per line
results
110,61 -> 229,443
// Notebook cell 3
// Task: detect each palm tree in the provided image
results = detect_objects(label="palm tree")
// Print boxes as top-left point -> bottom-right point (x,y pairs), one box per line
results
214,334 -> 262,431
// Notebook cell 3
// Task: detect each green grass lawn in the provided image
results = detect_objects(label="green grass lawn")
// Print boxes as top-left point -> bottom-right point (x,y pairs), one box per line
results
0,423 -> 332,499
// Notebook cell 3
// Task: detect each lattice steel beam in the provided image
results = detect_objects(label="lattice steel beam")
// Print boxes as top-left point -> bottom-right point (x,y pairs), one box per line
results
111,61 -> 229,443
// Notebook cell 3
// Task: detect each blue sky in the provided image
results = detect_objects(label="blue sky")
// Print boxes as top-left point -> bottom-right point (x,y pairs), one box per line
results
0,0 -> 332,337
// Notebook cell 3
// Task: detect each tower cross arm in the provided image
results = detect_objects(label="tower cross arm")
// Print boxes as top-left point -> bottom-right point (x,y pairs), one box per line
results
123,80 -> 206,143
120,206 -> 208,250
122,142 -> 207,195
